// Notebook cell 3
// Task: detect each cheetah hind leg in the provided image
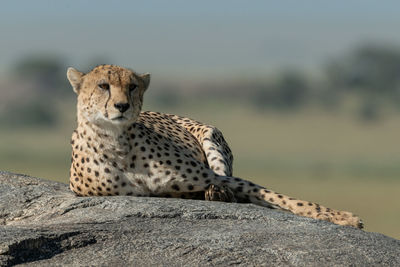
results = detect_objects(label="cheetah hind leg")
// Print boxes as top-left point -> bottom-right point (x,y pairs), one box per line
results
209,176 -> 364,229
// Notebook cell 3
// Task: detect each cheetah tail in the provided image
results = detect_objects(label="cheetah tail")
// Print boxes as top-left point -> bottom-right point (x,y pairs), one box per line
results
218,176 -> 364,229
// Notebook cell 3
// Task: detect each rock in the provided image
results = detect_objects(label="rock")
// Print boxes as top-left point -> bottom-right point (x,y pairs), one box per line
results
0,171 -> 399,266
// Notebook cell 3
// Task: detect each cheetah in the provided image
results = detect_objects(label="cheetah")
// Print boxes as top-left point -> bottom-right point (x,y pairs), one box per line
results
67,64 -> 363,229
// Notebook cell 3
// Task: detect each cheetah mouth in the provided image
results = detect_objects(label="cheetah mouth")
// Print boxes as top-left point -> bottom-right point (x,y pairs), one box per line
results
111,115 -> 128,121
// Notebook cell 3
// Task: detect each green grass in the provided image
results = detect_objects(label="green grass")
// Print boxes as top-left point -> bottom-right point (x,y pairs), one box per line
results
0,101 -> 399,239
0,128 -> 72,182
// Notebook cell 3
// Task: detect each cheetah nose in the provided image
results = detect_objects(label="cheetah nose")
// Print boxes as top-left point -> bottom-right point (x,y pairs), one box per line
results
114,103 -> 130,113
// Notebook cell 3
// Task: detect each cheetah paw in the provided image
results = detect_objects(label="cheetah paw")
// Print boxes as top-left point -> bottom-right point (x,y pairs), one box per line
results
205,184 -> 237,203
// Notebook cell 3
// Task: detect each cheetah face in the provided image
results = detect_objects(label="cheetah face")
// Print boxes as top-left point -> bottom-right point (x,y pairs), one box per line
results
67,65 -> 150,127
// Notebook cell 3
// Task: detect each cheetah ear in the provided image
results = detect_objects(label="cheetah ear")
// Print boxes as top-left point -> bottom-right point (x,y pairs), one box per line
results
67,67 -> 84,94
140,73 -> 151,91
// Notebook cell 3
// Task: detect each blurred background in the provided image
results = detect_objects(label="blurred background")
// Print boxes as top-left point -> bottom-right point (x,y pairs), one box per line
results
0,1 -> 399,238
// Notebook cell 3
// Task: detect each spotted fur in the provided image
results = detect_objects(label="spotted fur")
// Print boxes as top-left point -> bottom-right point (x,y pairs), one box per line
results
67,64 -> 363,229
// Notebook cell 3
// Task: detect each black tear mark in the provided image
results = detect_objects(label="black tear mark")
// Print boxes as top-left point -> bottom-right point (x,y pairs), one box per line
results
104,88 -> 111,118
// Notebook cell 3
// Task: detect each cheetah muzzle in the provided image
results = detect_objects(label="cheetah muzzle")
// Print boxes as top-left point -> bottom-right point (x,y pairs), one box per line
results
67,64 -> 364,229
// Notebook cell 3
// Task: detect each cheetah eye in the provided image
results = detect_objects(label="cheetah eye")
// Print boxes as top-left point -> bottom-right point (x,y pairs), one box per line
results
98,83 -> 110,90
129,84 -> 137,92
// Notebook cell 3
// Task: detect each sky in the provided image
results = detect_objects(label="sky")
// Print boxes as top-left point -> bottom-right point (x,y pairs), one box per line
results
1,1 -> 400,78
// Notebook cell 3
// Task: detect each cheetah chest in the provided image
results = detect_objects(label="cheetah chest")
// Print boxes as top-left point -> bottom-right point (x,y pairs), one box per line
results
70,120 -> 208,197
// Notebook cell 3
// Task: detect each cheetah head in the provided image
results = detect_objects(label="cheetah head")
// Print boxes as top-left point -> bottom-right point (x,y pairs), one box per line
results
67,65 -> 150,127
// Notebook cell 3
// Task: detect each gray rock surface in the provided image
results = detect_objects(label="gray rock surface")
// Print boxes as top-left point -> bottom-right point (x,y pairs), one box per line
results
0,170 -> 399,266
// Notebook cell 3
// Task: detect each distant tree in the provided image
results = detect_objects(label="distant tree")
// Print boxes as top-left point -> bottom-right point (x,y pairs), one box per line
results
326,44 -> 400,96
317,86 -> 341,111
253,71 -> 309,110
0,102 -> 58,127
1,54 -> 70,128
12,54 -> 69,95
359,98 -> 380,121
325,44 -> 400,119
276,71 -> 309,108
